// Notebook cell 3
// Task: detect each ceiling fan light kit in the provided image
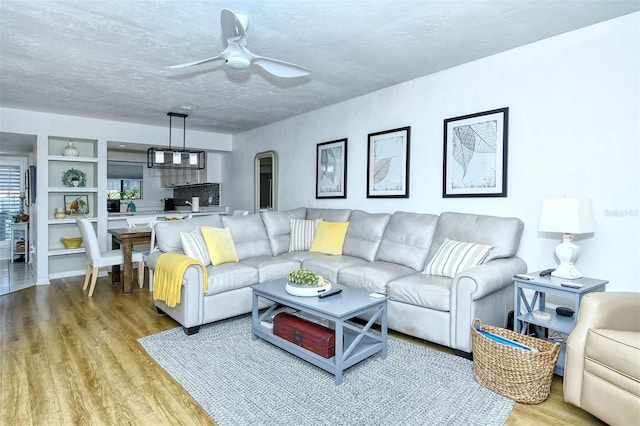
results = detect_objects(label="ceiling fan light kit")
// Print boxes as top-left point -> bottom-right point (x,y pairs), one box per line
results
167,8 -> 311,79
147,112 -> 206,170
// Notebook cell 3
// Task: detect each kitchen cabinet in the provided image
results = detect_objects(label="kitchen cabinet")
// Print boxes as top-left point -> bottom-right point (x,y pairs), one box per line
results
160,167 -> 201,188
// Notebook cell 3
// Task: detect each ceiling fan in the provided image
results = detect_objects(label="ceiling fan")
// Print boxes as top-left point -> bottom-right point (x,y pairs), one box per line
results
168,8 -> 311,78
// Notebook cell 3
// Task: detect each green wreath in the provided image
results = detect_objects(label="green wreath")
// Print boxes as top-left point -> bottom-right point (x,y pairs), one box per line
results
61,168 -> 87,187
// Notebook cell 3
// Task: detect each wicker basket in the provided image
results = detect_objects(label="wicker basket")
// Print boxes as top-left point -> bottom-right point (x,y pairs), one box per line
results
471,318 -> 560,404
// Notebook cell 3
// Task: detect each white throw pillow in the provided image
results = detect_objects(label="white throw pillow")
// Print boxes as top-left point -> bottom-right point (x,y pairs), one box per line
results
180,228 -> 211,266
423,239 -> 492,278
289,219 -> 322,252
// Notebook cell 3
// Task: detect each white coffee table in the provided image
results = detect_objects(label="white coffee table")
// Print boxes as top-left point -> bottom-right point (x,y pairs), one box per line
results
251,279 -> 388,385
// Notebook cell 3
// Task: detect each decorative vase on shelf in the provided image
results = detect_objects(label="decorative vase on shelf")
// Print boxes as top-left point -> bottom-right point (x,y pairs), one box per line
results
62,142 -> 79,157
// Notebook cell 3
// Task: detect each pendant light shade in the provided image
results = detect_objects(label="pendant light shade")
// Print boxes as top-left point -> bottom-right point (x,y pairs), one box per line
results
147,112 -> 206,169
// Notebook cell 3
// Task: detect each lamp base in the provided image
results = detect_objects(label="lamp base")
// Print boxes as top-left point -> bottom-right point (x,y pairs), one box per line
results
551,234 -> 583,280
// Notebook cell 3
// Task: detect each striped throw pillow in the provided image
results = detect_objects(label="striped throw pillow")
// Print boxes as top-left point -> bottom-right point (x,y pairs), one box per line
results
180,228 -> 211,266
289,219 -> 322,252
423,239 -> 492,278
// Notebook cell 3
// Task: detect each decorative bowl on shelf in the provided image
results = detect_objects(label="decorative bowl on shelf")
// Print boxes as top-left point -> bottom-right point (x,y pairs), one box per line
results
60,237 -> 83,249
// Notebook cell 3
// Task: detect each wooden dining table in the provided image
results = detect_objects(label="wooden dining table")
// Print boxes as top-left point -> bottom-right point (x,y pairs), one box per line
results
108,227 -> 152,294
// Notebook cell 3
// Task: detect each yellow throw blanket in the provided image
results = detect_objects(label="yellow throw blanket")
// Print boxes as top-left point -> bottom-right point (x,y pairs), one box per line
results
153,253 -> 208,308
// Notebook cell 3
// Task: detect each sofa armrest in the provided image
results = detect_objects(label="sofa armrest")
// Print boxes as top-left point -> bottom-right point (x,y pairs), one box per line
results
453,256 -> 527,301
564,292 -> 640,407
146,250 -> 164,271
450,256 -> 527,352
149,251 -> 207,328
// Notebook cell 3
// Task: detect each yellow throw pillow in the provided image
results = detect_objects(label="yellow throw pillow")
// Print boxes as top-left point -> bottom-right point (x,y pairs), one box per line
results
309,221 -> 349,255
201,226 -> 239,266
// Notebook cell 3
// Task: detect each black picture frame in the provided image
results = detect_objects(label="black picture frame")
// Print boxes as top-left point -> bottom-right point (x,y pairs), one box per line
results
367,126 -> 410,198
316,138 -> 347,199
29,165 -> 36,204
443,107 -> 509,198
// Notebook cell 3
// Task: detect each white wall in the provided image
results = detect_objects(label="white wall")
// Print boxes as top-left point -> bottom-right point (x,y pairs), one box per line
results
225,13 -> 640,292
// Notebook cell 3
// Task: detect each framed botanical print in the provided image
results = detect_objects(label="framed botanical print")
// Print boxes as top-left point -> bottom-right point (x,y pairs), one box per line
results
316,138 -> 347,199
443,107 -> 509,197
367,126 -> 410,198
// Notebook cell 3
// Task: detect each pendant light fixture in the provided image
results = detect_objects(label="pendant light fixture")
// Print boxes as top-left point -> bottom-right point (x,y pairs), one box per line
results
147,112 -> 206,169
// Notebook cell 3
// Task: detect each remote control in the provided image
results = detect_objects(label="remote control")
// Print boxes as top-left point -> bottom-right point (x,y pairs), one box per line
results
369,292 -> 386,299
318,288 -> 343,298
561,282 -> 583,289
539,268 -> 555,276
514,274 -> 535,280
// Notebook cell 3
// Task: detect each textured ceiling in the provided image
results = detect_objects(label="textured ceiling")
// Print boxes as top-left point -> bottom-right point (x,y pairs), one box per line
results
1,0 -> 639,139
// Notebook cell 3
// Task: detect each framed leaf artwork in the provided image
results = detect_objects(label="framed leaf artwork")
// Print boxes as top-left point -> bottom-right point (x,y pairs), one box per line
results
316,138 -> 347,199
443,107 -> 509,198
367,126 -> 410,198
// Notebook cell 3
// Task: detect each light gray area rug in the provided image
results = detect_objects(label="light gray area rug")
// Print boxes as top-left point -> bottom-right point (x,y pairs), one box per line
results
139,315 -> 514,426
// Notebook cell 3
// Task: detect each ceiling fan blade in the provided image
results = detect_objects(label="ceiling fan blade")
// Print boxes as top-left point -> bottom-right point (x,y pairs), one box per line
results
167,55 -> 223,69
252,56 -> 311,78
221,8 -> 248,46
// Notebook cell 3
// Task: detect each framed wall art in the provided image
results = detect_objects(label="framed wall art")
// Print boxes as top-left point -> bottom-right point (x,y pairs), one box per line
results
316,138 -> 347,199
367,126 -> 410,198
443,107 -> 509,198
64,194 -> 89,215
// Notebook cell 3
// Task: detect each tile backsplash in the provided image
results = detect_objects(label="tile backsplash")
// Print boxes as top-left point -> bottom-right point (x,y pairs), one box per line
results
174,183 -> 220,207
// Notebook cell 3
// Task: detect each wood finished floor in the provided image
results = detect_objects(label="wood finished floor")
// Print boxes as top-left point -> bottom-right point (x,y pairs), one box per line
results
1,275 -> 604,425
0,257 -> 36,296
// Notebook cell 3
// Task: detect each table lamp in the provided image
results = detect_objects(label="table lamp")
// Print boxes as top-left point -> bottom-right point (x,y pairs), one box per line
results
538,197 -> 595,279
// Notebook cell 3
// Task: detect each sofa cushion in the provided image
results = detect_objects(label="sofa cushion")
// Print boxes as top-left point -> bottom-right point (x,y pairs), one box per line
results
180,228 -> 211,265
426,212 -> 523,263
387,273 -> 452,312
241,255 -> 301,283
201,226 -> 239,266
423,239 -> 492,278
338,261 -> 415,294
310,221 -> 349,255
342,210 -> 391,262
155,215 -> 223,254
302,254 -> 367,284
376,211 -> 439,270
222,214 -> 273,260
205,263 -> 259,295
289,219 -> 321,252
261,207 -> 307,255
306,208 -> 351,222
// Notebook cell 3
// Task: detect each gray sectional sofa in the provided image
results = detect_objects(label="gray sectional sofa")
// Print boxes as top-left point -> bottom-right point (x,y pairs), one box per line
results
147,208 -> 526,355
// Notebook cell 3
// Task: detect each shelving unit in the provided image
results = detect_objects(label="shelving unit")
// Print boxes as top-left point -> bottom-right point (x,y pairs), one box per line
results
10,222 -> 29,263
513,272 -> 608,376
47,137 -> 100,279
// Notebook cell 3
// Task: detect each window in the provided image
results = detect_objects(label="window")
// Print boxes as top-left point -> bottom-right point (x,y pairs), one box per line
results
107,179 -> 142,200
0,163 -> 22,242
106,161 -> 143,200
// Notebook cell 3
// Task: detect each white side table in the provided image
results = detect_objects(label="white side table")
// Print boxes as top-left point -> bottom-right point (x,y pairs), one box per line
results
513,271 -> 608,376
10,222 -> 29,264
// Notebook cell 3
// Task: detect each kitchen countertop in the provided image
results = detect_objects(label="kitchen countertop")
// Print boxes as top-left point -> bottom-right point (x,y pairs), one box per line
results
107,208 -> 227,220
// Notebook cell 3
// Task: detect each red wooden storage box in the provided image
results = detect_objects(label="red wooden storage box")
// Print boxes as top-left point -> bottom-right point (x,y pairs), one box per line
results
273,312 -> 335,358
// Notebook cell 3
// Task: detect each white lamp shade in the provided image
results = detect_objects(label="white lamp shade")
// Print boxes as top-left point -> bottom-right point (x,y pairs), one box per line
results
539,198 -> 595,234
